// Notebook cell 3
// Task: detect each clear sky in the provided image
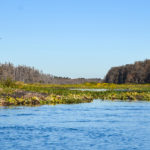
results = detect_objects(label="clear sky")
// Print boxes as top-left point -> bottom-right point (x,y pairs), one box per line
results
0,0 -> 150,78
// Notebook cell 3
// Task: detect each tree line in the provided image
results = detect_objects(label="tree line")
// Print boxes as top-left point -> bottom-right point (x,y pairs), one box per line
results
104,59 -> 150,84
0,63 -> 101,84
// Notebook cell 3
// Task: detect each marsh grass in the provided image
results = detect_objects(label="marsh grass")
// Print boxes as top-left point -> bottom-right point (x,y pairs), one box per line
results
0,82 -> 150,106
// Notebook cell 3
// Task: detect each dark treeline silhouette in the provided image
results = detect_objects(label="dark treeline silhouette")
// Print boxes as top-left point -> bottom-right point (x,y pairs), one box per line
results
104,59 -> 150,84
0,63 -> 101,84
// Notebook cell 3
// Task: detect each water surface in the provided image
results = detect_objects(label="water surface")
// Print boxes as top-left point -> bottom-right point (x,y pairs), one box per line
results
0,100 -> 150,150
70,88 -> 108,91
70,88 -> 130,92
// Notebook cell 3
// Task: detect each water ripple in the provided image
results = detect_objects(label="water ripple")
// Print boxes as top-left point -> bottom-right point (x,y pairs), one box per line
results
0,100 -> 150,150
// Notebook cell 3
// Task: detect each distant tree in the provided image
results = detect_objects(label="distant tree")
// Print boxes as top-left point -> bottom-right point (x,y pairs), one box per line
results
104,59 -> 150,84
0,62 -> 101,84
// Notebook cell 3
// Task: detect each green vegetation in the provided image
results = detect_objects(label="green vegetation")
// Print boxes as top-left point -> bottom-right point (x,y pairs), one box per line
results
0,82 -> 150,106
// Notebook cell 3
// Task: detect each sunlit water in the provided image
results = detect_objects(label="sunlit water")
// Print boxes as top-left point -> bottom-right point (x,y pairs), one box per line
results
0,100 -> 150,150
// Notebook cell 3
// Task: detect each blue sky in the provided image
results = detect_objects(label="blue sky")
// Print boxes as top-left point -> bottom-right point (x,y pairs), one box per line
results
0,0 -> 150,78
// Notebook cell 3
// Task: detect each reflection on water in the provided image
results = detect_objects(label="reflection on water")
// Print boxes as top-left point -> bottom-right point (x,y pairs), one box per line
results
0,100 -> 150,150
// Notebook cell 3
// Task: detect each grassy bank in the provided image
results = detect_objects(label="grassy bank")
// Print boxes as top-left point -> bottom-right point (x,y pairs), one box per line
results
0,81 -> 150,106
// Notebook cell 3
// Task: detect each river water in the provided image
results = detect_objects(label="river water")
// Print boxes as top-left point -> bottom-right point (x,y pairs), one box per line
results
0,100 -> 150,150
